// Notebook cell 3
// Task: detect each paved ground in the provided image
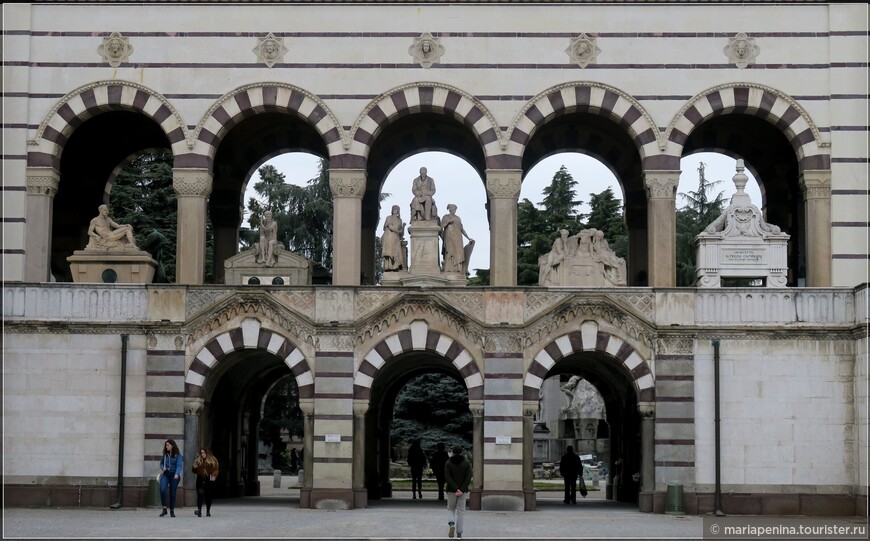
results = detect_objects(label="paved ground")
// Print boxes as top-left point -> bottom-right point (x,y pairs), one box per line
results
3,478 -> 865,540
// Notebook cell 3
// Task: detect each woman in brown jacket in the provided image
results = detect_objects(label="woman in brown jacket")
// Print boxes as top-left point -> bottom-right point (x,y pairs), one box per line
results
192,448 -> 220,517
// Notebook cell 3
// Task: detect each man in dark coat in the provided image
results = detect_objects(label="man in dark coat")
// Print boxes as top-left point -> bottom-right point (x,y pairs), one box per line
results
429,442 -> 450,501
560,445 -> 582,504
444,444 -> 472,539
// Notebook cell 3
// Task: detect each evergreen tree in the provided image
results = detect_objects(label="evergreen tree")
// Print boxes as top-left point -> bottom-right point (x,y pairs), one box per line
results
516,165 -> 586,285
111,149 -> 177,282
259,376 -> 304,471
245,158 -> 334,274
675,161 -> 727,286
391,373 -> 472,456
586,186 -> 628,259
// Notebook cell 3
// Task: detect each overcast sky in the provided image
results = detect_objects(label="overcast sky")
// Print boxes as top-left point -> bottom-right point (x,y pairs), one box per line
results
245,151 -> 762,277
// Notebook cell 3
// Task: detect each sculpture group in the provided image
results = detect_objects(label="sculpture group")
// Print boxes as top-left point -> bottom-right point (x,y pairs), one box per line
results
538,228 -> 627,287
380,167 -> 474,280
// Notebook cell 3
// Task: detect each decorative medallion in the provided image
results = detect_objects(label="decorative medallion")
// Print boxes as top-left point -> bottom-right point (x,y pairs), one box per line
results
98,32 -> 133,68
566,34 -> 599,69
724,32 -> 760,69
253,33 -> 288,68
409,32 -> 445,68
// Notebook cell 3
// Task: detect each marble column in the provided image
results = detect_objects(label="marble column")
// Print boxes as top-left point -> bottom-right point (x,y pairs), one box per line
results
800,170 -> 832,286
643,171 -> 679,287
352,400 -> 368,509
329,169 -> 366,285
469,401 -> 484,510
173,169 -> 213,285
485,170 -> 521,287
25,167 -> 60,282
183,398 -> 204,506
522,401 -> 538,511
299,399 -> 315,508
638,403 -> 656,513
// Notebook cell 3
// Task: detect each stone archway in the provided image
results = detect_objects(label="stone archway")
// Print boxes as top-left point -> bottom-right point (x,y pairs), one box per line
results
354,320 -> 484,506
524,320 -> 655,511
185,316 -> 314,501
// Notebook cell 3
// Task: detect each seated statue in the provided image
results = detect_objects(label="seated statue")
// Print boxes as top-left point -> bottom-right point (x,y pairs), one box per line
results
86,204 -> 139,251
409,166 -> 439,223
252,210 -> 282,267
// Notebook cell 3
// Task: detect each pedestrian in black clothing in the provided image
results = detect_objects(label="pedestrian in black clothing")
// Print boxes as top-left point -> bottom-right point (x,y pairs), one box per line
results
560,445 -> 582,504
429,442 -> 449,501
407,440 -> 427,499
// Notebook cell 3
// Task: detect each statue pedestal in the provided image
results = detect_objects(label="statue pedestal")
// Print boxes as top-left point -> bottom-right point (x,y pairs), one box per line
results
224,248 -> 312,286
67,250 -> 157,284
390,221 -> 466,287
408,221 -> 442,274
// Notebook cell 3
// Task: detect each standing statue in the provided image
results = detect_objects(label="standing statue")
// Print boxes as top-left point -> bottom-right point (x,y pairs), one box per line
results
254,210 -> 281,267
409,166 -> 438,222
86,204 -> 139,250
440,204 -> 473,274
381,205 -> 406,271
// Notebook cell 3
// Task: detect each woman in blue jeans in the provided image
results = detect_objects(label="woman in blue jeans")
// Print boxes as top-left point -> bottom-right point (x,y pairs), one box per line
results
158,439 -> 184,517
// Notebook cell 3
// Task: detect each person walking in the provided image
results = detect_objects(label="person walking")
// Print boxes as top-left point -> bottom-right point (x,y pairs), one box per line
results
429,442 -> 449,501
560,445 -> 582,504
406,440 -> 427,499
444,444 -> 472,539
158,439 -> 184,517
289,448 -> 299,475
191,448 -> 219,517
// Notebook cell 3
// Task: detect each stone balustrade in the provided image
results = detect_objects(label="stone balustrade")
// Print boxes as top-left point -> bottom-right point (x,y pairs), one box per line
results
2,284 -> 861,327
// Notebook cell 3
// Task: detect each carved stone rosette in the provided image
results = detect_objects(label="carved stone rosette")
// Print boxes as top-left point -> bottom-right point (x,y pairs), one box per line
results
253,33 -> 288,68
98,32 -> 133,68
566,34 -> 600,69
723,32 -> 760,69
409,32 -> 445,68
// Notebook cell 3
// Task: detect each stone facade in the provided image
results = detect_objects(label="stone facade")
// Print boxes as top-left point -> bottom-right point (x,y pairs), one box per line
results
1,1 -> 867,517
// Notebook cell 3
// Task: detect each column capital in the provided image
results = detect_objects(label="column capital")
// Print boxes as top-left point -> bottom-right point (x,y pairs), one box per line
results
643,170 -> 680,200
184,397 -> 205,416
173,168 -> 213,196
329,169 -> 366,198
523,400 -> 540,417
638,402 -> 656,419
26,167 -> 60,197
299,398 -> 315,416
799,170 -> 832,200
469,399 -> 484,418
485,169 -> 522,199
353,399 -> 370,417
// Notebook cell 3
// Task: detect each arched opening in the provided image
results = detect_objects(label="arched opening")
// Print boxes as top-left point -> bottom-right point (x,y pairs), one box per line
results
363,351 -> 472,502
202,348 -> 302,501
210,111 -> 328,283
51,110 -> 170,281
363,112 -> 487,283
522,112 -> 646,285
532,349 -> 643,507
377,151 -> 488,283
682,114 -> 804,285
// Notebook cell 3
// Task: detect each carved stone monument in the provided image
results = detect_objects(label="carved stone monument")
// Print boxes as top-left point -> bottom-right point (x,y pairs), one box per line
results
538,228 -> 627,287
224,211 -> 312,285
384,167 -> 470,287
66,204 -> 157,283
557,376 -> 608,459
695,159 -> 790,287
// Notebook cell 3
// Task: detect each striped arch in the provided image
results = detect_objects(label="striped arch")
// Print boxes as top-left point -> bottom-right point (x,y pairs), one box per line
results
523,321 -> 654,403
665,83 -> 830,171
353,320 -> 483,401
343,83 -> 501,169
505,82 -> 661,166
185,83 -> 343,169
27,80 -> 189,171
185,317 -> 313,400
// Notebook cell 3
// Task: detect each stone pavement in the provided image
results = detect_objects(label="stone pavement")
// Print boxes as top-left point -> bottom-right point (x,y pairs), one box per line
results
9,476 -> 864,540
